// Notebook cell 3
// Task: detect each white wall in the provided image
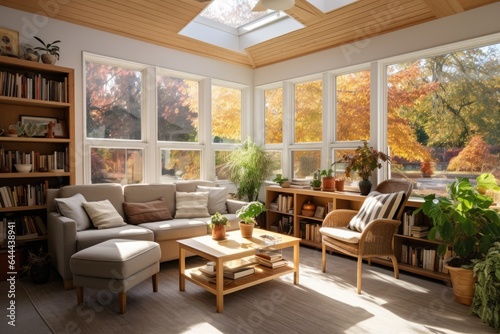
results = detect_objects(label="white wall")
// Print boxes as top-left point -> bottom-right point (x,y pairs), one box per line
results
254,2 -> 500,84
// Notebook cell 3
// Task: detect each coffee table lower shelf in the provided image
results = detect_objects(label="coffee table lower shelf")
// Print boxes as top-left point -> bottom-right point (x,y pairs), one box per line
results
185,264 -> 296,295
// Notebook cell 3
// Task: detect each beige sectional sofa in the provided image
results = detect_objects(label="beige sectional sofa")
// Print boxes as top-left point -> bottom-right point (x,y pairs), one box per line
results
46,180 -> 246,288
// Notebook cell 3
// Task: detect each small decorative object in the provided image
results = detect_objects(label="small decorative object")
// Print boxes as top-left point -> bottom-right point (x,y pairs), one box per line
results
310,170 -> 322,190
0,27 -> 20,57
23,122 -> 46,137
236,201 -> 266,238
209,212 -> 230,240
46,121 -> 55,138
314,206 -> 325,219
34,36 -> 60,64
333,140 -> 391,195
9,121 -> 24,136
302,201 -> 316,217
272,174 -> 290,188
22,246 -> 52,284
20,43 -> 39,62
14,164 -> 32,173
417,173 -> 500,306
21,116 -> 58,136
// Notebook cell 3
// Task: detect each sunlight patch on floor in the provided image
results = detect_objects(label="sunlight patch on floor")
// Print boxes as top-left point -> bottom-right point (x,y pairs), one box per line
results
181,322 -> 223,334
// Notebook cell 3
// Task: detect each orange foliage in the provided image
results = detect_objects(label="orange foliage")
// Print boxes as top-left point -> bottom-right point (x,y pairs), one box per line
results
447,136 -> 497,172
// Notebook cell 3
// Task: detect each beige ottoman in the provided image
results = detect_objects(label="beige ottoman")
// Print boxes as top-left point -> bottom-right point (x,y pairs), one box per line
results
70,239 -> 161,314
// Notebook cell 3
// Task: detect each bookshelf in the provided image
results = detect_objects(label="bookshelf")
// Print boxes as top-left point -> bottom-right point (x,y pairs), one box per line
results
0,57 -> 74,251
265,186 -> 451,282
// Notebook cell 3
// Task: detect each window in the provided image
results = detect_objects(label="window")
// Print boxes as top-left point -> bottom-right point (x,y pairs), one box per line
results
90,148 -> 143,184
160,149 -> 200,181
264,87 -> 283,144
387,42 -> 500,196
212,85 -> 242,143
336,70 -> 370,141
294,80 -> 322,143
86,61 -> 142,140
157,74 -> 199,142
292,150 -> 320,179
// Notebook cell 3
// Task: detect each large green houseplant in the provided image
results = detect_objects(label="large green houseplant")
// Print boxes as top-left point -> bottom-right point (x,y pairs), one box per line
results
226,138 -> 276,201
417,173 -> 500,305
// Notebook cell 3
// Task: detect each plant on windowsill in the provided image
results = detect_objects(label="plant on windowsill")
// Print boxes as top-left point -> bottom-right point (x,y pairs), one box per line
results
310,170 -> 322,190
236,201 -> 266,238
273,174 -> 290,188
209,212 -> 230,240
320,167 -> 335,192
417,173 -> 500,306
334,140 -> 391,195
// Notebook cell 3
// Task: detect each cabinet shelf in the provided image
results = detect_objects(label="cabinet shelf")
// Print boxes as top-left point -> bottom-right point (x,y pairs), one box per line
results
265,186 -> 450,283
0,172 -> 71,179
0,205 -> 46,213
0,95 -> 71,108
0,137 -> 70,143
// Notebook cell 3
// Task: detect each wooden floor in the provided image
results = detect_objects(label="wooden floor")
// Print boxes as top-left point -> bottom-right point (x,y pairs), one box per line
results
0,246 -> 495,334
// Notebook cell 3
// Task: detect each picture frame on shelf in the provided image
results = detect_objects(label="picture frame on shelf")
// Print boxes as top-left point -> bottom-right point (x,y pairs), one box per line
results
53,120 -> 67,138
314,206 -> 325,219
20,116 -> 58,137
0,27 -> 19,57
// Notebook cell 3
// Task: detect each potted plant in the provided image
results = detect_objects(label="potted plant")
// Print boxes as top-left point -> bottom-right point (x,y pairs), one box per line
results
22,246 -> 52,284
335,176 -> 345,191
320,167 -> 335,192
209,212 -> 230,240
33,36 -> 61,64
334,140 -> 391,195
470,242 -> 500,332
420,160 -> 434,178
226,138 -> 276,201
236,201 -> 266,238
273,174 -> 290,188
310,170 -> 322,190
417,173 -> 500,305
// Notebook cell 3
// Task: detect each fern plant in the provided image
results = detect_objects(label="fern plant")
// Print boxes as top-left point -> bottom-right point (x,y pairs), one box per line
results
470,242 -> 500,331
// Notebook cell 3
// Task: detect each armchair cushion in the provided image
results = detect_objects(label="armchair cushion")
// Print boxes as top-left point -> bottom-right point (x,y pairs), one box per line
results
320,226 -> 361,244
123,197 -> 173,224
82,200 -> 126,229
196,185 -> 228,215
54,193 -> 91,231
348,191 -> 404,232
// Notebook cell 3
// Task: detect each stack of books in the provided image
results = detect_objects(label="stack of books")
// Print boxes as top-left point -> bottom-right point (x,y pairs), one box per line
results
255,249 -> 288,269
411,225 -> 429,238
198,257 -> 259,281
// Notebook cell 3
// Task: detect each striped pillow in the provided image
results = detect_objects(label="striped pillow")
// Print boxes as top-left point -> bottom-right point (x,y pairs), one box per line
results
348,191 -> 405,232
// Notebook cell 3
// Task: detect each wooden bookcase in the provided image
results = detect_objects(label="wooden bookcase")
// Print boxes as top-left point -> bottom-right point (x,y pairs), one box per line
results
0,57 -> 75,251
265,186 -> 450,282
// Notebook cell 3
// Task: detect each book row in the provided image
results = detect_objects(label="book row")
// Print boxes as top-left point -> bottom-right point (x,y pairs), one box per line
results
299,220 -> 321,243
0,148 -> 69,173
401,244 -> 452,273
269,194 -> 293,213
0,70 -> 68,102
269,216 -> 294,235
0,181 -> 49,208
400,210 -> 430,238
0,215 -> 47,242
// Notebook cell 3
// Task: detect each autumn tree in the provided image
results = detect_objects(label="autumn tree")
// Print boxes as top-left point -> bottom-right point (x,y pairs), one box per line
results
447,135 -> 497,172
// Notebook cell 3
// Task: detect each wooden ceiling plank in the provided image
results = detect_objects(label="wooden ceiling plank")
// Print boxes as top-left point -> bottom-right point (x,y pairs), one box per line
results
421,0 -> 464,18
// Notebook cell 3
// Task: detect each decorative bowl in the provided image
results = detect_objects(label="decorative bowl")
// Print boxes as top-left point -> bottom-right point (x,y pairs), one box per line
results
14,164 -> 32,173
301,210 -> 315,217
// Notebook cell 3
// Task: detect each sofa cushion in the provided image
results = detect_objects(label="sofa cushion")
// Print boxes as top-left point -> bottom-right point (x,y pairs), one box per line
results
82,200 -> 126,229
348,191 -> 405,232
175,191 -> 210,218
76,225 -> 154,251
123,197 -> 173,224
138,218 -> 209,241
196,185 -> 228,215
123,184 -> 176,218
175,180 -> 215,193
54,193 -> 91,231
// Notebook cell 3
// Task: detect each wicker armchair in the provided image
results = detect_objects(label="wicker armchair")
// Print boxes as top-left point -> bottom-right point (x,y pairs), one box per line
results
319,179 -> 413,294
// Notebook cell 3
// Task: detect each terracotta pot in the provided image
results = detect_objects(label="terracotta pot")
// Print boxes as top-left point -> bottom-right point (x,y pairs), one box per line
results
239,221 -> 254,238
322,176 -> 335,192
445,265 -> 476,306
211,225 -> 226,240
335,179 -> 345,191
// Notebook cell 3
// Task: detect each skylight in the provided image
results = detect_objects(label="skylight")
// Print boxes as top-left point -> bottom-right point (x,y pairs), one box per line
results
180,0 -> 304,54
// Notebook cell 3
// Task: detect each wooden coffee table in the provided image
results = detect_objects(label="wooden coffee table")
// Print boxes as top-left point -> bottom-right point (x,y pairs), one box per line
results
178,229 -> 300,313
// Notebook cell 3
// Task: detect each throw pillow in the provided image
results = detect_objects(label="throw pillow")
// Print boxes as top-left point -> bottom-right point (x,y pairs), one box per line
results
82,200 -> 126,229
123,197 -> 173,225
348,191 -> 405,232
175,191 -> 210,218
54,193 -> 91,231
196,185 -> 228,215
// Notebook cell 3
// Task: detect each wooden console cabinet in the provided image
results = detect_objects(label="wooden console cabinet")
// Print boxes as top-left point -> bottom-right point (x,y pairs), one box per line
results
265,186 -> 450,282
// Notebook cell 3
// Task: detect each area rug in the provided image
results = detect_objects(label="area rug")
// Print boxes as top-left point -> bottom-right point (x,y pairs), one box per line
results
21,247 -> 493,334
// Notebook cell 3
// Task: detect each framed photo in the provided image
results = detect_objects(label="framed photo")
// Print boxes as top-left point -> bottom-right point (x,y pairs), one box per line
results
20,115 -> 58,136
0,27 -> 19,57
53,120 -> 67,138
314,206 -> 325,219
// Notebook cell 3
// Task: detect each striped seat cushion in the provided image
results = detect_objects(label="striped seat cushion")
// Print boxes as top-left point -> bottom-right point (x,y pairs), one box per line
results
347,191 -> 405,232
